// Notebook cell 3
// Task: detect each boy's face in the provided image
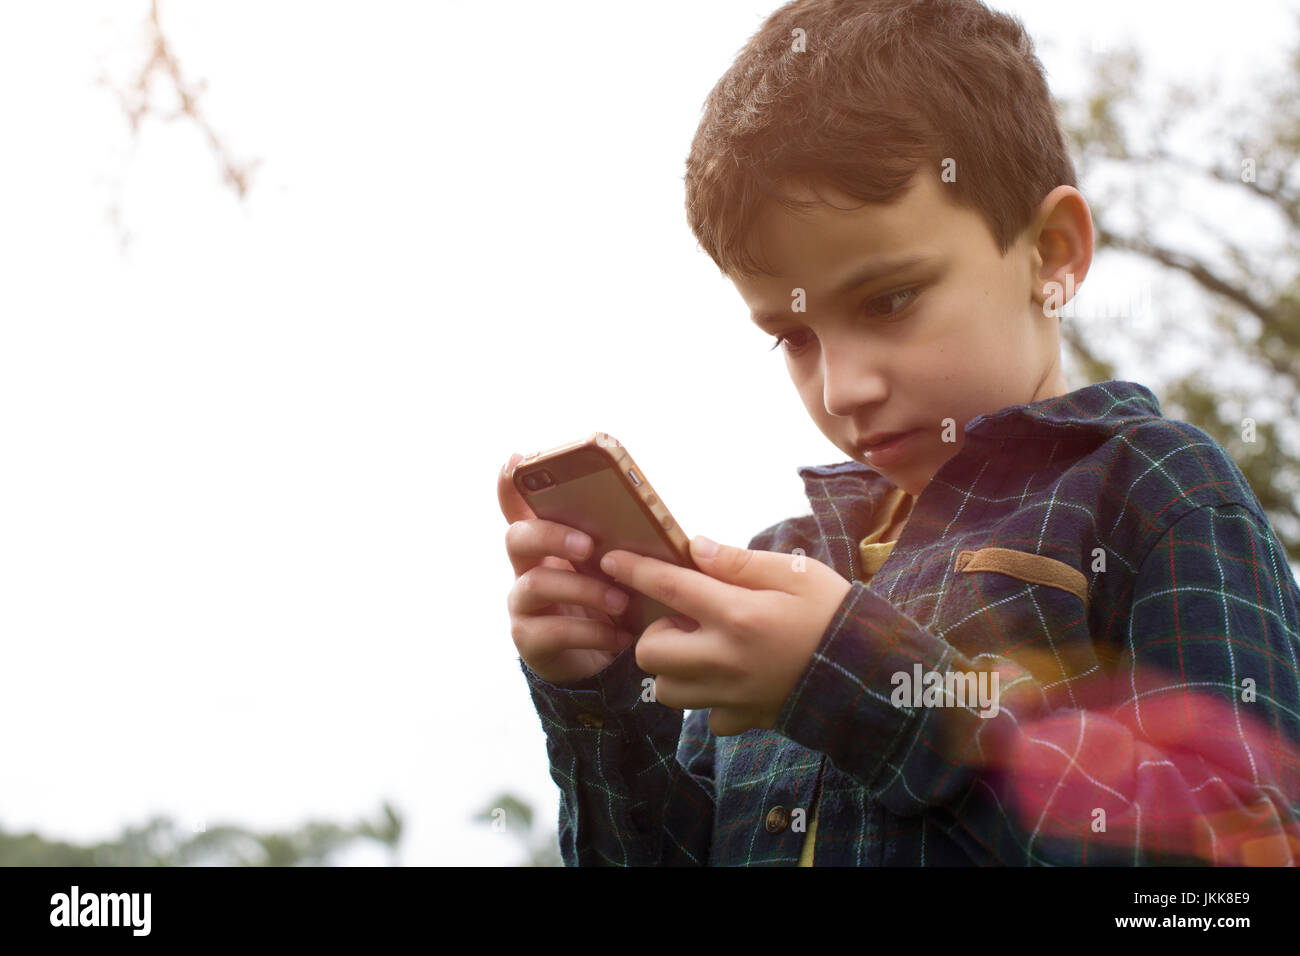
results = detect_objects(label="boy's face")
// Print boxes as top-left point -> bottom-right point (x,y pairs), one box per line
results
731,170 -> 1085,498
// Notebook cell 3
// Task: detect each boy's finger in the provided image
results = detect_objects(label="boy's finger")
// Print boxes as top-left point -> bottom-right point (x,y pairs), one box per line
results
690,535 -> 810,592
503,518 -> 594,579
497,453 -> 534,524
599,549 -> 740,625
646,672 -> 722,711
636,623 -> 723,686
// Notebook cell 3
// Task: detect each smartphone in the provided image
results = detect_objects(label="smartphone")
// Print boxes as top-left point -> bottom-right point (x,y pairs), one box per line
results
512,432 -> 696,638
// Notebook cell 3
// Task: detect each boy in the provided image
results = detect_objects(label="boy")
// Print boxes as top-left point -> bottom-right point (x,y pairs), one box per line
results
499,0 -> 1300,864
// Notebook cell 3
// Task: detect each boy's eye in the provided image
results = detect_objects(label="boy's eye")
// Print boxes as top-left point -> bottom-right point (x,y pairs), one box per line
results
767,287 -> 920,355
767,329 -> 813,355
863,286 -> 920,318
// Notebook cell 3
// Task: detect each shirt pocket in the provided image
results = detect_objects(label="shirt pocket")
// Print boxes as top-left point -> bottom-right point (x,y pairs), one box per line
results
948,548 -> 1096,709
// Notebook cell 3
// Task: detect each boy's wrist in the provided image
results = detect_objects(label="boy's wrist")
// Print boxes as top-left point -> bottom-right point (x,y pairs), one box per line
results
519,647 -> 661,726
774,581 -> 961,779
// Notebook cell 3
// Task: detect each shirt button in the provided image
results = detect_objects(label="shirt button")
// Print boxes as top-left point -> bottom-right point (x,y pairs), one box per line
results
576,713 -> 604,728
765,806 -> 789,833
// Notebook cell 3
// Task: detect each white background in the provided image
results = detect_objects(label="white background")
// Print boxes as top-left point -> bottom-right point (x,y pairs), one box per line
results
1,0 -> 1297,865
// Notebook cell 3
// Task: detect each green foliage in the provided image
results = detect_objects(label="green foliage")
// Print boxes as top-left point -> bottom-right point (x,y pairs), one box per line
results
473,792 -> 562,867
1055,29 -> 1300,567
0,801 -> 403,866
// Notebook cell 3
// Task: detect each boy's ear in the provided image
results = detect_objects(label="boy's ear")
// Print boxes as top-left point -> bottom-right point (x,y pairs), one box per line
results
1027,185 -> 1095,315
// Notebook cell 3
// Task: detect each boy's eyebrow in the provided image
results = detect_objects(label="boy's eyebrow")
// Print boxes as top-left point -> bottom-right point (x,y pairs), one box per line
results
751,252 -> 934,328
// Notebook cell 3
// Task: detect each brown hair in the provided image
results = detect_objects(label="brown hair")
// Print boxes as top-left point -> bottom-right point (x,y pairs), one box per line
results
683,0 -> 1077,277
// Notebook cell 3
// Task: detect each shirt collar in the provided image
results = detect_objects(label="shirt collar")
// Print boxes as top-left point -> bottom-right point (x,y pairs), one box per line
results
791,381 -> 1164,580
796,380 -> 1162,483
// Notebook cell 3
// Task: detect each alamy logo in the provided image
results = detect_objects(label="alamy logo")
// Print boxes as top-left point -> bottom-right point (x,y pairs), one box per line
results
890,663 -> 1000,718
49,885 -> 151,936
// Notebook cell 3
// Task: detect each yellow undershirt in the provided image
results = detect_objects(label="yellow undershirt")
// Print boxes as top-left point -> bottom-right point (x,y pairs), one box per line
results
797,484 -> 914,866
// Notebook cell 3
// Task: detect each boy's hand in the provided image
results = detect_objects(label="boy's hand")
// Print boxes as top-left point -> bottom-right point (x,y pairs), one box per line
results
599,537 -> 853,736
499,452 -> 637,686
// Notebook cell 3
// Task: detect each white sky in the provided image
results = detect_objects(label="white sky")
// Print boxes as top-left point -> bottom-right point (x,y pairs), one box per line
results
1,0 -> 1297,866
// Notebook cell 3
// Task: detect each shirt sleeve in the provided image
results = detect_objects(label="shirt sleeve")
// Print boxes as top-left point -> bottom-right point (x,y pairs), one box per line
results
517,519 -> 803,866
773,502 -> 1300,865
519,650 -> 715,865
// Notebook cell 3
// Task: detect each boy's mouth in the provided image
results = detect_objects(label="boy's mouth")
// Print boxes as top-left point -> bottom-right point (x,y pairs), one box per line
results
854,429 -> 919,465
856,429 -> 913,450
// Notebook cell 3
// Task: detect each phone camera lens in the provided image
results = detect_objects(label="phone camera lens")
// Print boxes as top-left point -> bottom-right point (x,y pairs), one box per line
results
522,469 -> 555,492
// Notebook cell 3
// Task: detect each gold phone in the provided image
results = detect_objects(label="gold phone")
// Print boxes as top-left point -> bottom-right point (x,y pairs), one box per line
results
512,432 -> 696,638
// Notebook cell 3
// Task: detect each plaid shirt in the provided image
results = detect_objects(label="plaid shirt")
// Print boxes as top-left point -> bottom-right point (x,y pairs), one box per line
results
518,380 -> 1300,865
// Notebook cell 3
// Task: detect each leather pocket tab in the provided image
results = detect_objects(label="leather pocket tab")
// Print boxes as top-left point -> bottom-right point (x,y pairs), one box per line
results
955,547 -> 1088,606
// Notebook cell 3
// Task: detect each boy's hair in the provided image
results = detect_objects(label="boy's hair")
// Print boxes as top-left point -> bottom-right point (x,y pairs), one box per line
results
684,0 -> 1078,277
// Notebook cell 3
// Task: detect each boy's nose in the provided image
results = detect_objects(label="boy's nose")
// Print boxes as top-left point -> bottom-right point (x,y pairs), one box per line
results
821,351 -> 884,419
